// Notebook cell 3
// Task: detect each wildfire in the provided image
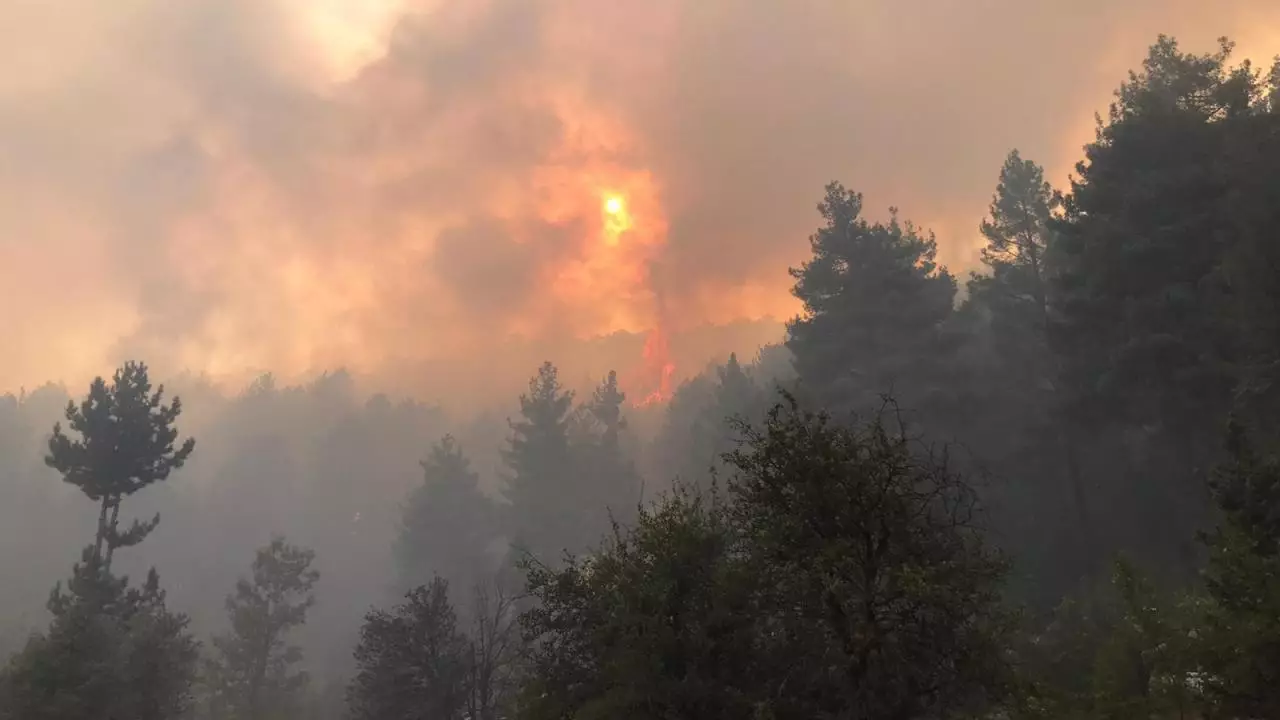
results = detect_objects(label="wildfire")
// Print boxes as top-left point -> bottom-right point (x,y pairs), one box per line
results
632,326 -> 676,407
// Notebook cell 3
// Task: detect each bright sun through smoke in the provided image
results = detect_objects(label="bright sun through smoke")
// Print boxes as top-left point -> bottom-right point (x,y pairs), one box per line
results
602,193 -> 631,246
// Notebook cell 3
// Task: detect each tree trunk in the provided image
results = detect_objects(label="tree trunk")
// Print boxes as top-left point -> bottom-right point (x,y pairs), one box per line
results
93,496 -> 111,565
104,499 -> 122,571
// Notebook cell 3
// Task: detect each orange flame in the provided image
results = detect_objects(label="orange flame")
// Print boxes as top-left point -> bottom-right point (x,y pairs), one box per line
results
632,326 -> 675,407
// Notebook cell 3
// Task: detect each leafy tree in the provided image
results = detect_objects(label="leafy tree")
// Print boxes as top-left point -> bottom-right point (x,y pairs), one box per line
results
1019,560 -> 1204,719
502,362 -> 577,560
521,396 -> 1015,719
348,577 -> 469,720
45,361 -> 195,569
519,484 -> 762,720
726,396 -> 1015,719
205,537 -> 319,720
396,435 -> 499,595
787,183 -> 957,428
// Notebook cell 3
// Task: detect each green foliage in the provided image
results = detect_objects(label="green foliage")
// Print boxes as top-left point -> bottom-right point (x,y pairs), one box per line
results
520,397 -> 1015,719
205,537 -> 319,720
45,361 -> 195,568
1019,560 -> 1205,719
519,484 -> 761,720
1196,423 -> 1280,716
348,577 -> 469,720
787,183 -> 957,423
727,396 -> 1015,719
0,550 -> 198,720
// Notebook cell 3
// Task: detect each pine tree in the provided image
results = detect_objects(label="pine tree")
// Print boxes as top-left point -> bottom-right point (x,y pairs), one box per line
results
652,354 -> 769,494
1,361 -> 199,720
1,551 -> 198,720
348,577 -> 468,720
45,361 -> 195,570
205,537 -> 319,720
395,435 -> 499,595
502,362 -> 576,560
786,183 -> 957,426
576,370 -> 641,534
974,150 -> 1056,328
587,370 -> 626,453
1050,36 -> 1256,578
962,150 -> 1097,590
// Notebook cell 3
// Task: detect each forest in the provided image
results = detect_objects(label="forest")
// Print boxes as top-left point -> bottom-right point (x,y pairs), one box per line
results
1,34 -> 1280,719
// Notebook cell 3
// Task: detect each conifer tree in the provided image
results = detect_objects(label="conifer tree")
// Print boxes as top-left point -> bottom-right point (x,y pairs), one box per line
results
786,183 -> 956,425
396,435 -> 498,594
205,537 -> 319,720
576,370 -> 641,533
502,362 -> 576,559
45,361 -> 195,569
1,550 -> 199,720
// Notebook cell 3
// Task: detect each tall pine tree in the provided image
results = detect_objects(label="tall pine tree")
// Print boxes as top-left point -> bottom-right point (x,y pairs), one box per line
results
787,183 -> 957,428
45,361 -> 195,570
502,362 -> 577,561
395,435 -> 499,595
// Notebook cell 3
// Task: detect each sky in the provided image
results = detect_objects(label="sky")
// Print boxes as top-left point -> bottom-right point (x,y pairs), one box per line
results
0,0 -> 1277,408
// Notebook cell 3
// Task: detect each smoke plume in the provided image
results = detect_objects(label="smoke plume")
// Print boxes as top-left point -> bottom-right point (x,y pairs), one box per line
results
0,0 -> 1275,406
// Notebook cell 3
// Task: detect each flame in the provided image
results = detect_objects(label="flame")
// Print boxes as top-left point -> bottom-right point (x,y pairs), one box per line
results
632,326 -> 676,407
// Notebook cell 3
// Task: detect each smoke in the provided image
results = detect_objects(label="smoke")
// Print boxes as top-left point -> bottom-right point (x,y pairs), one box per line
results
0,0 -> 1276,405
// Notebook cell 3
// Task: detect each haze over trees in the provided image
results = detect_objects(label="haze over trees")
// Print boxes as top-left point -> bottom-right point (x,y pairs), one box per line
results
1,33 -> 1279,720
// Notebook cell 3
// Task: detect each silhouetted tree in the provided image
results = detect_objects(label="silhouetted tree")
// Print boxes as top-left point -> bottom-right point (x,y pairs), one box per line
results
348,577 -> 468,720
502,362 -> 577,560
522,396 -> 1015,719
0,551 -> 198,720
787,183 -> 957,428
574,370 -> 642,536
727,396 -> 1015,718
396,435 -> 499,595
205,537 -> 319,720
45,361 -> 195,570
519,484 -> 761,720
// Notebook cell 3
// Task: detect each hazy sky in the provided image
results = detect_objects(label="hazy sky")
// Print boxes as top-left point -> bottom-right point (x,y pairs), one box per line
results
0,0 -> 1276,404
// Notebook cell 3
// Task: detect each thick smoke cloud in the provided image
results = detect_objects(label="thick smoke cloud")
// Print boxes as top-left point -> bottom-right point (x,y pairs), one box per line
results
0,0 -> 1276,406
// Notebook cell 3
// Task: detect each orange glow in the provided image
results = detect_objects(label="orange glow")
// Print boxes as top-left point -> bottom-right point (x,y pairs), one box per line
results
601,191 -> 634,247
631,326 -> 676,407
